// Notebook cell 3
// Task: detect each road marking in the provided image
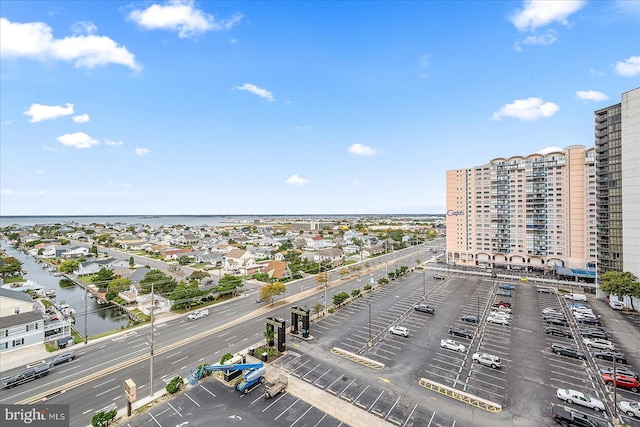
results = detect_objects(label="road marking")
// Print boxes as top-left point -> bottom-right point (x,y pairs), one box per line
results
199,383 -> 216,398
165,351 -> 182,359
58,366 -> 79,374
313,413 -> 328,427
82,408 -> 94,415
224,335 -> 237,342
338,378 -> 356,398
93,378 -> 116,388
167,401 -> 182,417
171,356 -> 189,365
148,412 -> 162,426
290,404 -> 313,426
95,385 -> 119,397
184,393 -> 200,407
274,398 -> 299,420
369,390 -> 385,410
354,384 -> 369,403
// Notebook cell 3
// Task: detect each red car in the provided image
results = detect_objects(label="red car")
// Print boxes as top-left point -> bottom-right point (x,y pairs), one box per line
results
601,373 -> 639,393
492,301 -> 512,308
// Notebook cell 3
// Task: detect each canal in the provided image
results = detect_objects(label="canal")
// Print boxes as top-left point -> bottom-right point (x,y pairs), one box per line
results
1,240 -> 130,337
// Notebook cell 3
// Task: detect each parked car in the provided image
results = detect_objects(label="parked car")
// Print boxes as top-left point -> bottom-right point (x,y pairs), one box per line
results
389,326 -> 409,337
618,400 -> 640,418
579,328 -> 608,340
543,307 -> 563,315
48,351 -> 76,366
414,304 -> 435,314
187,308 -> 209,321
440,339 -> 466,352
433,274 -> 446,280
487,316 -> 510,326
546,317 -> 569,327
538,287 -> 555,294
551,405 -> 601,427
498,284 -> 515,290
550,343 -> 585,360
564,294 -> 588,302
576,317 -> 602,326
609,300 -> 625,311
593,350 -> 627,364
556,389 -> 605,411
255,298 -> 265,303
601,373 -> 640,392
496,291 -> 512,297
492,301 -> 512,308
449,326 -> 473,339
600,366 -> 639,380
583,338 -> 615,351
461,315 -> 478,324
493,306 -> 513,314
545,326 -> 572,338
472,352 -> 501,369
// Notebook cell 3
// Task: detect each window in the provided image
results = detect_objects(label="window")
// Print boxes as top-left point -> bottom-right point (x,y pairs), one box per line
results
12,338 -> 24,348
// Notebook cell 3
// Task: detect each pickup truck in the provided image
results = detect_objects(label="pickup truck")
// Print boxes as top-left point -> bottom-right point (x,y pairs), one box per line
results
264,375 -> 288,398
187,309 -> 209,321
551,405 -> 600,426
1,364 -> 50,389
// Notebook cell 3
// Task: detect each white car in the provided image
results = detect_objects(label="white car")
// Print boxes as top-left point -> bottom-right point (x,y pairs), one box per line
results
543,307 -> 561,315
489,311 -> 511,319
619,400 -> 640,418
610,300 -> 625,311
583,338 -> 615,350
440,339 -> 466,352
487,316 -> 510,325
389,326 -> 409,337
472,352 -> 501,369
187,308 -> 209,321
556,389 -> 605,411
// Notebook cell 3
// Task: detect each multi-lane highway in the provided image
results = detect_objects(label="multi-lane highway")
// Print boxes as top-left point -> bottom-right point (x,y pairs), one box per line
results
1,242 -> 444,426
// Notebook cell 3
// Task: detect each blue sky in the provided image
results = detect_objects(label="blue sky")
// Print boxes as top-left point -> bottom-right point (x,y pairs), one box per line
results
1,1 -> 639,216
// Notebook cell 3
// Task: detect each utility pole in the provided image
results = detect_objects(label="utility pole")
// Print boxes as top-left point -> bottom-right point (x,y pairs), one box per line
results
149,283 -> 155,398
84,280 -> 88,344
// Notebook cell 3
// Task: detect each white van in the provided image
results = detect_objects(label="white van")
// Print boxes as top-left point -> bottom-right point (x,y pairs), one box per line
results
564,293 -> 587,302
609,300 -> 625,310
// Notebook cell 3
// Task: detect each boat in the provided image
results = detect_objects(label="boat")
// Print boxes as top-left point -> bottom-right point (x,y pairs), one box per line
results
45,289 -> 57,298
1,280 -> 44,292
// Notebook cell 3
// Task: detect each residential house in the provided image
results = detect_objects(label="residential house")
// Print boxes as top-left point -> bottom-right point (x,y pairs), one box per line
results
260,261 -> 291,280
314,248 -> 345,267
74,258 -> 129,277
162,248 -> 194,261
342,245 -> 360,255
343,229 -> 360,243
176,233 -> 201,246
60,246 -> 90,259
224,249 -> 254,272
0,288 -> 45,354
361,244 -> 385,258
40,244 -> 72,258
305,235 -> 329,251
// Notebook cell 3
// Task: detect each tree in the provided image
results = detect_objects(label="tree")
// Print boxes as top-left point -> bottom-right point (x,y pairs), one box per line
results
333,291 -> 349,307
600,271 -> 640,311
140,269 -> 178,295
105,277 -> 132,301
129,256 -> 134,267
312,303 -> 324,318
90,245 -> 98,256
188,270 -> 210,283
59,259 -> 79,274
93,267 -> 115,285
264,326 -> 275,347
178,255 -> 191,266
315,272 -> 328,288
0,256 -> 22,277
216,274 -> 243,295
260,281 -> 287,304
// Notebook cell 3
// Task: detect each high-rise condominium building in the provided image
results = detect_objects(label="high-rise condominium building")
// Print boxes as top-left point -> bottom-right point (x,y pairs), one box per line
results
445,145 -> 597,274
595,88 -> 640,282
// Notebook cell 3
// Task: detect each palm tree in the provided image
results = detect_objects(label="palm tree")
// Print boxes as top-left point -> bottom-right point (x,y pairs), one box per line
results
263,326 -> 275,347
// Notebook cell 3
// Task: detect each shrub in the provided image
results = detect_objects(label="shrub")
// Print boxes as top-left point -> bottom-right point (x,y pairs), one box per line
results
166,376 -> 183,394
328,307 -> 335,314
91,409 -> 117,427
220,353 -> 233,364
363,284 -> 372,291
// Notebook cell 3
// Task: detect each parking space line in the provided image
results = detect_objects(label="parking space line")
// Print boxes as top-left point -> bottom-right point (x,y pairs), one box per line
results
468,375 -> 506,390
326,375 -> 345,393
313,413 -> 328,427
262,392 -> 288,412
291,359 -> 310,374
290,404 -> 314,427
353,384 -> 370,404
274,398 -> 300,420
425,410 -> 436,427
184,392 -> 200,407
199,383 -> 216,398
167,402 -> 182,417
369,390 -> 385,410
148,413 -> 162,426
301,363 -> 321,381
312,368 -> 332,388
338,378 -> 356,398
385,396 -> 401,419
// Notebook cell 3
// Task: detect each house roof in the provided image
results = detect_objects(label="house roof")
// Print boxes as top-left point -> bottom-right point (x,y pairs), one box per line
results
0,287 -> 35,303
0,310 -> 43,328
128,267 -> 151,284
226,248 -> 247,259
262,261 -> 289,279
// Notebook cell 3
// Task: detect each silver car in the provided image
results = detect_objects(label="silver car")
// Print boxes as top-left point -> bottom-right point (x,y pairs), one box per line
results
472,352 -> 501,369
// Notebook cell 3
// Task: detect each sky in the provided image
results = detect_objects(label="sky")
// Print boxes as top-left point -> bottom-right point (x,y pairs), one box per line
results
1,0 -> 639,216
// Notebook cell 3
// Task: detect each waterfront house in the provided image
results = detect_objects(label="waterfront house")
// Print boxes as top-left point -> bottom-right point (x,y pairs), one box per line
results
0,288 -> 45,354
313,248 -> 345,267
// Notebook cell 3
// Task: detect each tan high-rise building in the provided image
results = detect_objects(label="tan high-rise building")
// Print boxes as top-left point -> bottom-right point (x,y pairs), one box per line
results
446,146 -> 597,274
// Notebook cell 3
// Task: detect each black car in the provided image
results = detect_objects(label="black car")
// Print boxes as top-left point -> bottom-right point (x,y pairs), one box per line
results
461,315 -> 479,323
545,317 -> 569,327
538,287 -> 555,294
449,326 -> 473,339
551,406 -> 600,427
415,304 -> 435,314
545,326 -> 572,338
550,343 -> 584,359
600,367 -> 639,380
594,350 -> 627,364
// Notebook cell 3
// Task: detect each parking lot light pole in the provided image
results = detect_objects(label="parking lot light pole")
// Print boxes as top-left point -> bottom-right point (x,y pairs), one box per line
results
368,303 -> 372,347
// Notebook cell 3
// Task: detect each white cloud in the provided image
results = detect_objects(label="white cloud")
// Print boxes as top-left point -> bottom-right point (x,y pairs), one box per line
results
135,148 -> 150,156
128,0 -> 243,38
285,174 -> 309,186
1,189 -> 14,195
0,17 -> 141,71
348,143 -> 381,156
36,169 -> 44,175
71,21 -> 97,35
491,97 -> 559,121
510,0 -> 585,31
56,132 -> 99,149
72,113 -> 90,123
234,83 -> 275,102
24,103 -> 74,123
576,90 -> 609,102
105,139 -> 124,146
517,30 -> 557,49
615,55 -> 640,77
